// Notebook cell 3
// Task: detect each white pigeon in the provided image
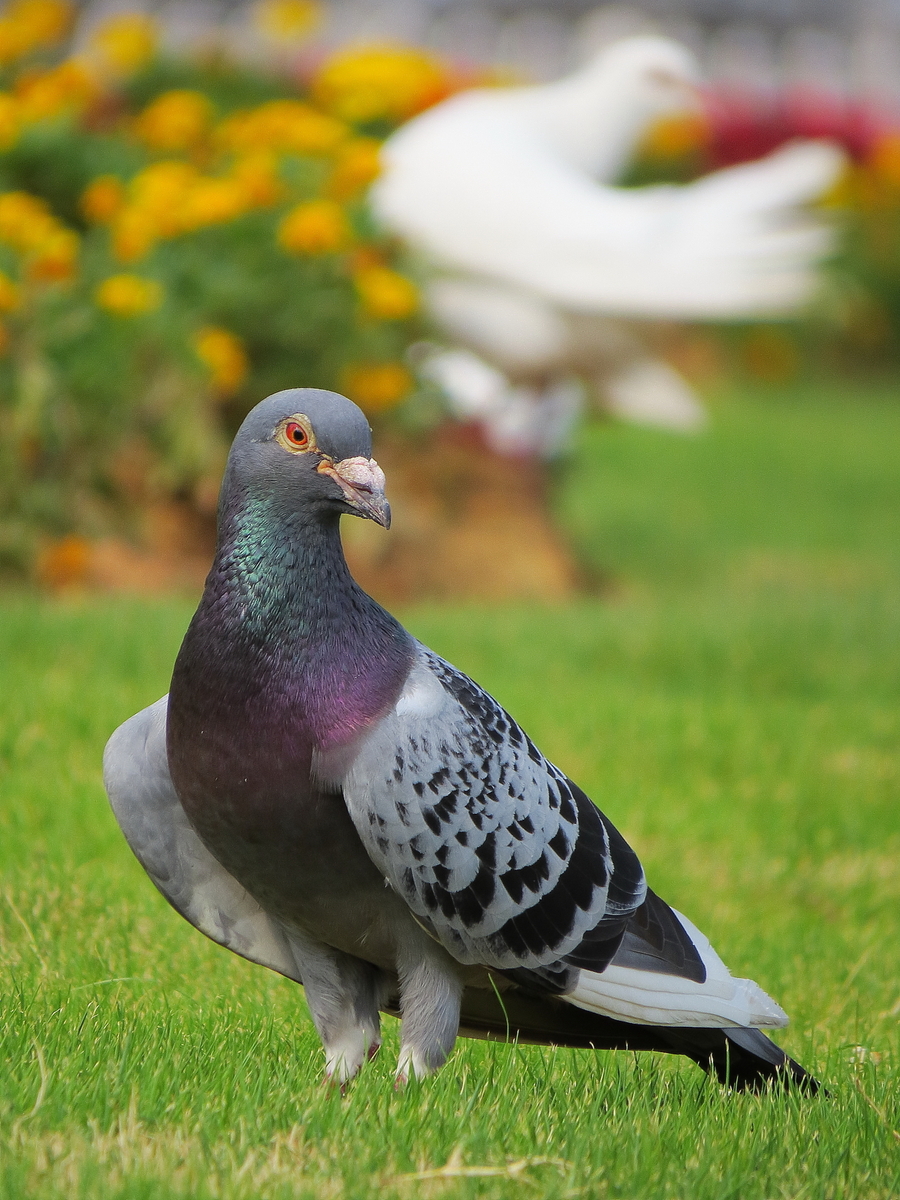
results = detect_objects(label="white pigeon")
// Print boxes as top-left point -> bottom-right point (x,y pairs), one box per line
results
372,36 -> 846,442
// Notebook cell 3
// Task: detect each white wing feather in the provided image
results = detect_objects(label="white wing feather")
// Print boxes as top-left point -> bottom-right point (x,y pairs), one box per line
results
373,89 -> 844,318
103,697 -> 305,983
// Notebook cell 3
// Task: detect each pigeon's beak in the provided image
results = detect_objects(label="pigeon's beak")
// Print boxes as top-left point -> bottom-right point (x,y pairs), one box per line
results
318,456 -> 391,529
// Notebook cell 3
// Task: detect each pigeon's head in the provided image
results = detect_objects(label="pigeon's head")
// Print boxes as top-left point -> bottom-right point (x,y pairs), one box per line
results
589,35 -> 699,117
226,388 -> 391,528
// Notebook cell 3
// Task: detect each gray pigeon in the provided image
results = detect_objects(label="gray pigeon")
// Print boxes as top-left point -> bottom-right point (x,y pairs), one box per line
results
104,388 -> 817,1091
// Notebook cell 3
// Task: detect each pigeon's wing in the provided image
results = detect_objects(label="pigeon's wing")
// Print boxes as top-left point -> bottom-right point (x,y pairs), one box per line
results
373,93 -> 844,318
341,645 -> 648,976
342,646 -> 789,1030
103,697 -> 304,984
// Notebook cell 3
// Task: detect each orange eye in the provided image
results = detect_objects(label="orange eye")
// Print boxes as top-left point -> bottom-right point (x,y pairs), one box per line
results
284,422 -> 308,448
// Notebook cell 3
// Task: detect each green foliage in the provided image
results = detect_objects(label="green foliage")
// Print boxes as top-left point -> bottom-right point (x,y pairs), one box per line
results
0,37 -> 429,573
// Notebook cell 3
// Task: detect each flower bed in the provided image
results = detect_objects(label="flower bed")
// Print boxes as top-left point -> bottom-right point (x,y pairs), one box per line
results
0,0 -> 453,578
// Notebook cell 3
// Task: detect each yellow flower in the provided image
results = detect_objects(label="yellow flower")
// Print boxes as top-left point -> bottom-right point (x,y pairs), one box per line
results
109,161 -> 256,256
109,163 -> 199,261
354,265 -> 418,320
869,133 -> 900,189
111,208 -> 158,264
327,137 -> 381,199
0,271 -> 20,311
28,227 -> 78,281
80,175 -> 125,224
215,100 -> 346,157
179,178 -> 248,230
341,361 -> 412,413
95,273 -> 162,316
639,111 -> 709,161
135,90 -> 213,153
194,326 -> 248,395
278,199 -> 349,254
0,191 -> 58,251
253,0 -> 320,42
130,161 -> 199,215
0,18 -> 29,67
0,0 -> 72,65
14,60 -> 98,122
313,46 -> 448,123
90,14 -> 157,74
229,152 -> 283,207
0,94 -> 20,150
0,190 -> 83,281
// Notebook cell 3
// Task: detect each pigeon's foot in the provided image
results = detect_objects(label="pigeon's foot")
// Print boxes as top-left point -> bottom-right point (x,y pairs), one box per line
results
323,1032 -> 380,1085
395,1046 -> 435,1085
394,943 -> 463,1084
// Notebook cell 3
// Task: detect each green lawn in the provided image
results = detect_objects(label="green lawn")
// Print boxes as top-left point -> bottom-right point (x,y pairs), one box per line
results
1,381 -> 898,1198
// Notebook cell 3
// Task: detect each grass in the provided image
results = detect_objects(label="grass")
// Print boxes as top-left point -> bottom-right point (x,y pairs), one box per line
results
1,379 -> 899,1198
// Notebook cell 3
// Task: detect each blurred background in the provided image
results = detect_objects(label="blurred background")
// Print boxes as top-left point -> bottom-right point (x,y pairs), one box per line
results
1,0 -> 899,601
2,12 -> 899,1183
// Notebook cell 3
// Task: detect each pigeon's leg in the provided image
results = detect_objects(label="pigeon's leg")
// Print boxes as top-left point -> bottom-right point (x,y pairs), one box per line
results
395,941 -> 463,1082
287,931 -> 386,1084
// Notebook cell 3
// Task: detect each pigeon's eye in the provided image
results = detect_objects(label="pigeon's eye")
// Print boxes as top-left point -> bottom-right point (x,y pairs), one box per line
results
285,422 -> 308,447
276,416 -> 315,453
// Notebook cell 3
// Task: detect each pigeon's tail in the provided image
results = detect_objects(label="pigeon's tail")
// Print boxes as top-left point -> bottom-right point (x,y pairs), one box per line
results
453,986 -> 822,1093
666,1025 -> 820,1093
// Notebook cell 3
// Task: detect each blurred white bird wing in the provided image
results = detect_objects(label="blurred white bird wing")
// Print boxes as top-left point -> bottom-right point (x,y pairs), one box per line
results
103,697 -> 304,983
374,95 -> 845,317
340,644 -> 647,975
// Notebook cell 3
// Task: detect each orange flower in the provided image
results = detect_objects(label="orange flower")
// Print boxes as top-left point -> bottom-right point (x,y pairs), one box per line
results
0,190 -> 54,249
27,226 -> 78,280
229,152 -> 283,207
0,94 -> 21,149
215,100 -> 346,157
354,265 -> 418,320
179,178 -> 248,230
130,161 -> 198,218
278,199 -> 349,254
90,14 -> 157,74
341,362 -> 412,413
135,90 -> 213,153
111,208 -> 158,264
80,175 -> 125,224
327,137 -> 381,199
95,273 -> 162,316
112,161 -> 199,256
14,60 -> 97,122
0,190 -> 78,278
36,534 -> 91,589
313,46 -> 448,123
0,271 -> 20,311
0,0 -> 73,66
869,132 -> 900,189
194,326 -> 248,395
639,111 -> 708,161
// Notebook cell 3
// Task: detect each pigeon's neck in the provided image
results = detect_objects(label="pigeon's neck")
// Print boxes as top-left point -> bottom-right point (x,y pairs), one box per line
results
170,487 -> 413,754
213,489 -> 357,636
520,72 -> 663,181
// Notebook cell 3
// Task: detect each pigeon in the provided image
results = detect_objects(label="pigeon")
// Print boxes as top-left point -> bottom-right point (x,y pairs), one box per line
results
373,38 -> 843,318
104,388 -> 819,1091
371,36 -> 845,441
